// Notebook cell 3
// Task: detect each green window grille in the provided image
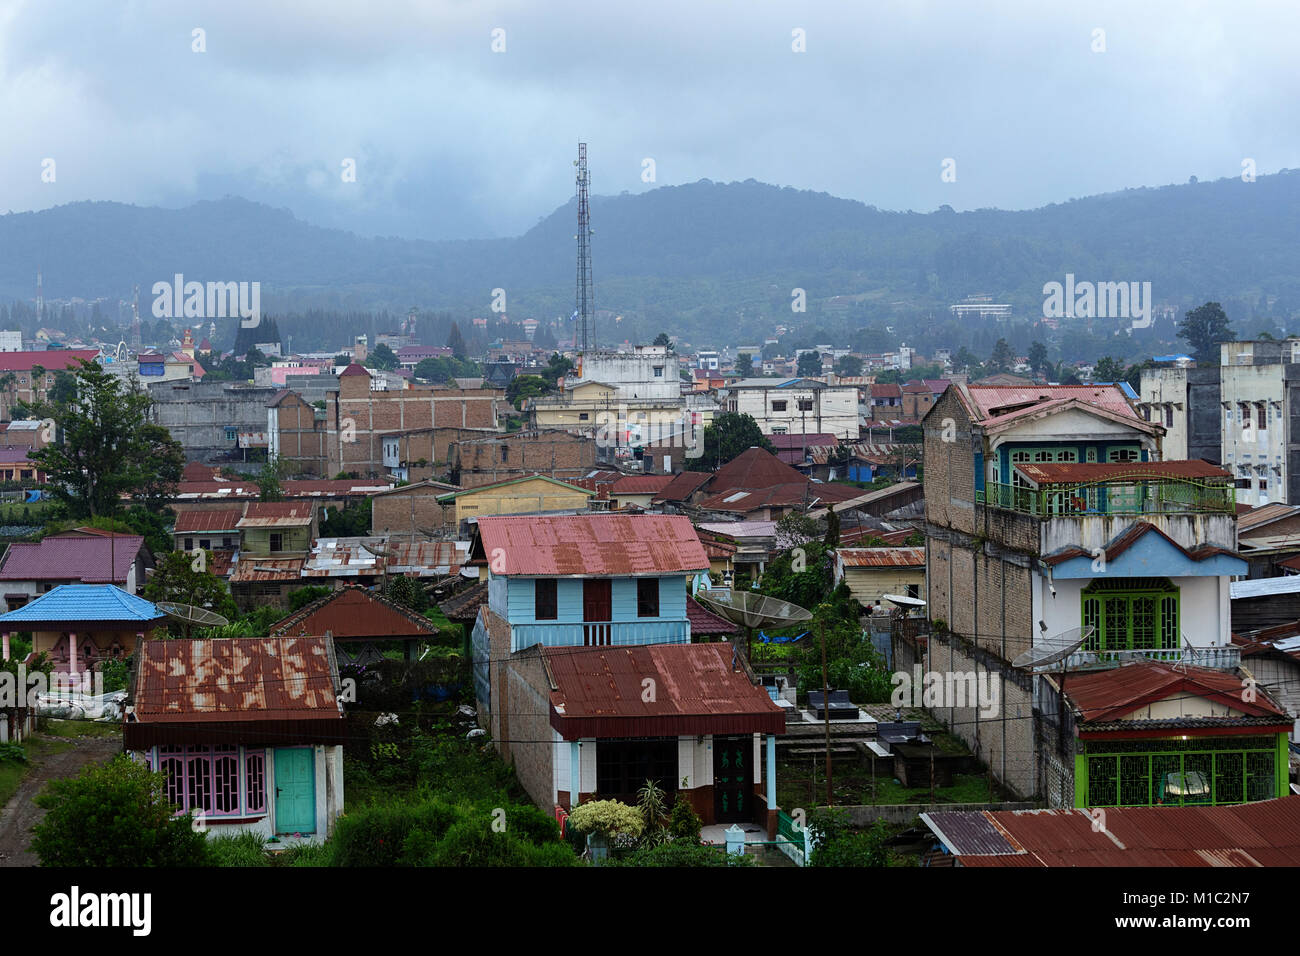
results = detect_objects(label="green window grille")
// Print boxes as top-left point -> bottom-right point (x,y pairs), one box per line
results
1086,745 -> 1275,807
1080,578 -> 1179,657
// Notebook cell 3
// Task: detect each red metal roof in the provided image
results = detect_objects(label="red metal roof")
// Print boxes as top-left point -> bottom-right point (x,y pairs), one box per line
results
1061,658 -> 1287,724
0,535 -> 145,583
339,363 -> 369,376
270,585 -> 439,640
474,513 -> 709,576
966,385 -> 1136,419
869,383 -> 902,398
837,547 -> 926,568
1043,520 -> 1239,568
181,462 -> 220,481
1014,460 -> 1230,484
697,480 -> 861,513
0,349 -> 99,372
927,797 -> 1300,866
173,508 -> 243,534
130,636 -> 341,723
237,501 -> 314,527
228,557 -> 304,583
543,642 -> 784,739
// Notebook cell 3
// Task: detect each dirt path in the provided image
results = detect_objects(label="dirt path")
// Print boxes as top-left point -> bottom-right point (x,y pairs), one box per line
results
0,734 -> 121,867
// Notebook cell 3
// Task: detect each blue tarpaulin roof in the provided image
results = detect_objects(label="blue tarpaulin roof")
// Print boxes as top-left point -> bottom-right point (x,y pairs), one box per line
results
0,584 -> 164,624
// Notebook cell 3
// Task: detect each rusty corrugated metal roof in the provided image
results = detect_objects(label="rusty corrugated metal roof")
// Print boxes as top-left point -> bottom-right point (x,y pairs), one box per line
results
543,642 -> 784,739
229,557 -> 304,583
837,547 -> 926,568
1061,658 -> 1287,723
131,636 -> 342,723
474,513 -> 708,576
174,508 -> 243,534
926,797 -> 1300,867
237,502 -> 315,528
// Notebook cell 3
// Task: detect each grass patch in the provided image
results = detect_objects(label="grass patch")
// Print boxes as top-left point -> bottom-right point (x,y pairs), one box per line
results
0,735 -> 76,808
777,758 -> 994,808
41,719 -> 123,740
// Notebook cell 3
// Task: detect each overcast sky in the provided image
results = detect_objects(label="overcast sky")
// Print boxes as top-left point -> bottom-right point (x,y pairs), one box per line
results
2,0 -> 1296,240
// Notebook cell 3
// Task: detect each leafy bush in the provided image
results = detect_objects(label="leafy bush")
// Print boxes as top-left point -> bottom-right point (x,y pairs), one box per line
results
289,585 -> 333,612
808,809 -> 891,867
99,657 -> 130,693
32,756 -> 210,866
605,842 -> 754,867
668,795 -> 703,842
0,742 -> 27,764
277,842 -> 335,867
329,798 -> 458,867
566,800 -> 645,840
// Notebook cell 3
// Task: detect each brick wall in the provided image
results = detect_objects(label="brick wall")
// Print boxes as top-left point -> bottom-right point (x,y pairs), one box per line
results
331,389 -> 501,477
504,646 -> 556,810
449,430 -> 595,484
371,485 -> 454,536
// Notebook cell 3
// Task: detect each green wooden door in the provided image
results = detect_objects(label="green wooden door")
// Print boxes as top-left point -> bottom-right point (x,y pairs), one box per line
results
274,748 -> 316,834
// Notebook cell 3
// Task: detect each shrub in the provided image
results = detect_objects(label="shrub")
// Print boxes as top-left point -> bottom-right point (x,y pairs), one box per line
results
506,803 -> 562,844
668,795 -> 703,842
32,756 -> 210,866
277,842 -> 335,867
566,800 -> 645,841
605,842 -> 754,867
329,798 -> 458,867
0,742 -> 27,764
208,832 -> 269,867
808,811 -> 891,867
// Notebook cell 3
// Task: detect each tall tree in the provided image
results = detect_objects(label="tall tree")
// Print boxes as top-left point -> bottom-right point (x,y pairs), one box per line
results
1093,356 -> 1126,382
447,322 -> 468,359
366,342 -> 399,371
687,412 -> 773,472
987,338 -> 1016,374
1027,341 -> 1050,381
796,351 -> 822,377
652,332 -> 674,351
1178,302 -> 1235,365
258,453 -> 285,502
833,355 -> 863,377
29,360 -> 183,518
734,353 -> 754,377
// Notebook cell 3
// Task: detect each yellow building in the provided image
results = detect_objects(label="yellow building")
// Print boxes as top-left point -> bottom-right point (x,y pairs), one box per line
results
437,474 -> 594,536
527,381 -> 686,437
833,547 -> 926,610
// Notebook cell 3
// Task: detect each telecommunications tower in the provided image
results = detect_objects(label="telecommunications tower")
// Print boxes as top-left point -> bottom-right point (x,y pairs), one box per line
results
574,143 -> 594,352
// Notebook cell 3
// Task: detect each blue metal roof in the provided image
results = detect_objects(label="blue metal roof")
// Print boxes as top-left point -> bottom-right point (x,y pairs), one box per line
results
0,584 -> 164,624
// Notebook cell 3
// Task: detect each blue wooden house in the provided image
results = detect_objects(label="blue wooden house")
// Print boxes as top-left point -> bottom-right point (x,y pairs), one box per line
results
469,513 -> 786,835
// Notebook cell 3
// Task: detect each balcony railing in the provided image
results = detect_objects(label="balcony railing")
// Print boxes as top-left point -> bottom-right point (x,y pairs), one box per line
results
510,619 -> 689,652
976,477 -> 1235,517
1062,643 -> 1240,672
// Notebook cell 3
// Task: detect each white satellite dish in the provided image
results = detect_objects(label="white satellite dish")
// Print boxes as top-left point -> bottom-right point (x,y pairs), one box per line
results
1012,625 -> 1094,671
882,593 -> 926,610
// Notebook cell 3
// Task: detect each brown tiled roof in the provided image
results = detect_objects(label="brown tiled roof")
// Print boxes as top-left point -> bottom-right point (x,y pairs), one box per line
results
712,448 -> 807,490
651,469 -> 712,503
542,642 -> 783,739
609,474 -> 675,496
270,585 -> 439,640
686,596 -> 739,636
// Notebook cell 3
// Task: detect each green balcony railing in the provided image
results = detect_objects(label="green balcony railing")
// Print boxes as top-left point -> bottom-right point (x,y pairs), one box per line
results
975,477 -> 1235,517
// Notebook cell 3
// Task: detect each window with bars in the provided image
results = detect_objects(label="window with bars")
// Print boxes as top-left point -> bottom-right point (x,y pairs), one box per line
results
152,745 -> 267,817
1080,578 -> 1179,655
1106,447 -> 1141,462
1085,745 -> 1275,807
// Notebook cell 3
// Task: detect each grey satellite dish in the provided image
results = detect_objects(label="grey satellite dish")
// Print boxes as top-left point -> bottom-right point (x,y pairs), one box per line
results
155,602 -> 230,628
882,593 -> 926,611
696,590 -> 813,664
1012,625 -> 1094,670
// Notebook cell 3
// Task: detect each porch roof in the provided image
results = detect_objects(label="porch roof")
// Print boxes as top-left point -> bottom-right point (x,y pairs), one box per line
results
542,642 -> 784,740
1061,658 -> 1288,725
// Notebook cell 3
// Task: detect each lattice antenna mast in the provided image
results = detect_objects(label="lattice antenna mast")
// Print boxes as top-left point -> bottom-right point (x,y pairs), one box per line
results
575,143 -> 594,353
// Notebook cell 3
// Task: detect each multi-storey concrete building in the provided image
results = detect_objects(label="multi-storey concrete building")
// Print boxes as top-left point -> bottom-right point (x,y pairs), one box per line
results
1137,362 -> 1221,464
914,384 -> 1246,806
1217,340 -> 1300,506
723,377 -> 859,439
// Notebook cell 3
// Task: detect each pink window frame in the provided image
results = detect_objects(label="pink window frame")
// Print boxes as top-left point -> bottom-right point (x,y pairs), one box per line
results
150,745 -> 267,818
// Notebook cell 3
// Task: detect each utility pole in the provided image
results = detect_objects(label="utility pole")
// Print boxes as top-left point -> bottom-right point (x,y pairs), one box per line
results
820,617 -> 833,806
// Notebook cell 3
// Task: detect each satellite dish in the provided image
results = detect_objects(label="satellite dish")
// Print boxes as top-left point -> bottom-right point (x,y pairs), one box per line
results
1012,625 -> 1094,670
155,602 -> 230,628
882,593 -> 926,610
696,591 -> 813,630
